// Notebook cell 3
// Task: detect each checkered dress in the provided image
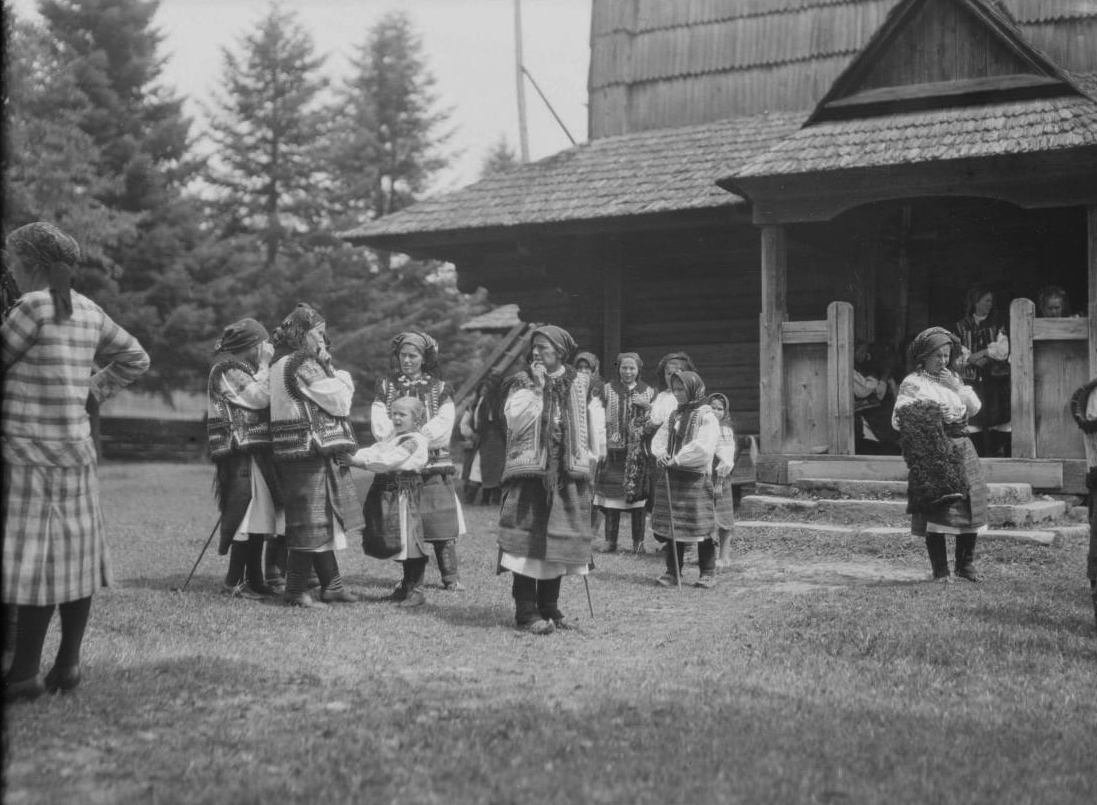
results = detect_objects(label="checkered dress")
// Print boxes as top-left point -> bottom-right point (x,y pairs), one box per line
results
2,291 -> 149,605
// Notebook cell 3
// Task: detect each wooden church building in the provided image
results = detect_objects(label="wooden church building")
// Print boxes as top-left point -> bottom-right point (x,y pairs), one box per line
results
343,0 -> 1097,494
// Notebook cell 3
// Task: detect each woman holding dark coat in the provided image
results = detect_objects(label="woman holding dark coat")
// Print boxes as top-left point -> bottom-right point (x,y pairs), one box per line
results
2,222 -> 149,702
892,327 -> 988,583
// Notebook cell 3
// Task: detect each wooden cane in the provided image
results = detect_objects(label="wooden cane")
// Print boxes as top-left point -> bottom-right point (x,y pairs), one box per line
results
173,516 -> 222,592
663,470 -> 682,589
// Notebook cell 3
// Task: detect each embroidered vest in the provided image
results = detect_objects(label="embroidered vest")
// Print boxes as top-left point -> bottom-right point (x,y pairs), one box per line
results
269,351 -> 357,461
502,367 -> 592,482
206,359 -> 271,459
604,381 -> 654,450
380,374 -> 454,467
667,405 -> 712,457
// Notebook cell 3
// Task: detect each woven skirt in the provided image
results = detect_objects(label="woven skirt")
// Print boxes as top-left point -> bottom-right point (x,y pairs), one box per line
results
911,437 -> 988,536
420,473 -> 464,541
498,476 -> 594,566
651,467 -> 715,542
593,449 -> 645,510
277,456 -> 364,550
2,461 -> 111,606
713,475 -> 736,530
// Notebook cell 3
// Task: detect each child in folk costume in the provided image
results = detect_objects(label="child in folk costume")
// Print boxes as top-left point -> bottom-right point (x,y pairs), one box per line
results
269,304 -> 363,608
651,371 -> 720,588
645,352 -> 698,549
340,398 -> 431,607
207,318 -> 284,598
372,331 -> 467,592
498,325 -> 606,634
708,393 -> 737,569
892,327 -> 988,583
1069,377 -> 1097,627
594,352 -> 655,553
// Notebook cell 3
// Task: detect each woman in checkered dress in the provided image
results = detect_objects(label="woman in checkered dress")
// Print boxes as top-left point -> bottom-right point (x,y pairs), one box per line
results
2,223 -> 149,702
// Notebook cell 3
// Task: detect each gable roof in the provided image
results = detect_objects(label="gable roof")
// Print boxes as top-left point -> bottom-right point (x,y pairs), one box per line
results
341,111 -> 804,249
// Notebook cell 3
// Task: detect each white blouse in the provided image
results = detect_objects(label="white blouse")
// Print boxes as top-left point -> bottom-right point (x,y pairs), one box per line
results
651,406 -> 720,472
892,371 -> 982,429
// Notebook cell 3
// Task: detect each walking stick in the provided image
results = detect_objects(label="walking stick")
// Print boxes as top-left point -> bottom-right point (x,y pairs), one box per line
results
172,516 -> 222,592
663,470 -> 682,589
582,573 -> 595,619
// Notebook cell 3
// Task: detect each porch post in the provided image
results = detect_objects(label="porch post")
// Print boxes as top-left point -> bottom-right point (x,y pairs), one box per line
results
827,301 -> 855,455
1010,298 -> 1037,458
1088,205 -> 1097,377
760,225 -> 787,454
602,256 -> 622,369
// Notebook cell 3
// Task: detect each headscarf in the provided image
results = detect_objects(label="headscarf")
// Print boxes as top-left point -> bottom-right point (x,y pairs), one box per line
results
615,352 -> 642,374
907,326 -> 960,371
392,330 -> 439,371
656,351 -> 696,390
530,324 -> 577,363
574,351 -> 600,376
6,222 -> 80,322
271,303 -> 325,359
667,369 -> 707,453
707,392 -> 731,423
215,318 -> 269,354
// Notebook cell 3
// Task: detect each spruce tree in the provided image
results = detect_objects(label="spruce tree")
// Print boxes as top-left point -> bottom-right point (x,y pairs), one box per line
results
205,3 -> 328,269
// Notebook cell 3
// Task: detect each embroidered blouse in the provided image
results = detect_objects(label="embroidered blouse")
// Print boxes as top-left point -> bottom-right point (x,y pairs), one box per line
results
651,405 -> 719,472
892,371 -> 982,429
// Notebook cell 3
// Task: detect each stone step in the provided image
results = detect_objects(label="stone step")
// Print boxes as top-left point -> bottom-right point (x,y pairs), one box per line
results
735,520 -> 1061,547
783,478 -> 1033,504
741,494 -> 1067,529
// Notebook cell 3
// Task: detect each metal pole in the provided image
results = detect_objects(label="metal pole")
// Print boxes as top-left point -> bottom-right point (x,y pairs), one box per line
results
514,0 -> 530,162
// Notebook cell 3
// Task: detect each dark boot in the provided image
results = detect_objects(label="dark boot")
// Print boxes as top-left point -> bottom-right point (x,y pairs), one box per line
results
600,510 -> 620,553
434,540 -> 464,590
265,535 -> 287,589
955,534 -> 982,582
399,558 -> 428,607
925,534 -> 950,582
245,534 -> 275,595
536,577 -> 569,629
315,551 -> 357,603
283,550 -> 327,608
630,509 -> 647,553
512,574 -> 553,634
224,541 -> 247,591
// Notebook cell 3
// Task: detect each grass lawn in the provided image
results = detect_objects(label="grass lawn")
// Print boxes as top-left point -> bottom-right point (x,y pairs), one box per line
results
4,462 -> 1095,804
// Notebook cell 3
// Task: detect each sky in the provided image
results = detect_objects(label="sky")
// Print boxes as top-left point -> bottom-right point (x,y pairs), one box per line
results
11,0 -> 593,192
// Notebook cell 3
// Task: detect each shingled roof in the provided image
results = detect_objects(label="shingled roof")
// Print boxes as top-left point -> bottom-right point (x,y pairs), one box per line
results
342,111 -> 805,245
731,93 -> 1097,177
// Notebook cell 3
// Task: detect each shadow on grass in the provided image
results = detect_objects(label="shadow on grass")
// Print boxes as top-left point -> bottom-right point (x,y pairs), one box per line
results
969,600 -> 1097,645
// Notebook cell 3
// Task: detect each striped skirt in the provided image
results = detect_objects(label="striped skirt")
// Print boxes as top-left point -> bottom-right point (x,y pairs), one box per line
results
498,476 -> 594,566
713,475 -> 736,530
651,466 -> 715,543
420,473 -> 465,541
277,456 -> 364,550
2,461 -> 111,606
593,449 -> 645,510
910,436 -> 988,536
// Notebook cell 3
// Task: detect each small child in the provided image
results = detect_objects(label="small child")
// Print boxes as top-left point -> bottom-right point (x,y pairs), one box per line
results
341,397 -> 430,606
708,393 -> 737,569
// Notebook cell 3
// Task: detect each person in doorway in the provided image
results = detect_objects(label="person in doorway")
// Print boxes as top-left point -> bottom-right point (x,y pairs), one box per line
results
651,370 -> 720,588
892,327 -> 988,584
593,352 -> 655,553
207,318 -> 283,599
372,331 -> 467,592
1070,377 -> 1097,628
954,284 -> 1011,457
2,222 -> 149,702
853,340 -> 900,455
1036,285 -> 1071,318
498,325 -> 605,634
708,393 -> 737,569
269,303 -> 362,608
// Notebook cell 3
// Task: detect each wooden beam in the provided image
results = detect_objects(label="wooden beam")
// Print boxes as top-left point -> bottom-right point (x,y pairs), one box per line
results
1089,205 -> 1097,378
1010,298 -> 1037,458
1032,317 -> 1087,340
602,256 -> 622,369
781,320 -> 828,343
828,301 -> 855,455
759,226 -> 788,454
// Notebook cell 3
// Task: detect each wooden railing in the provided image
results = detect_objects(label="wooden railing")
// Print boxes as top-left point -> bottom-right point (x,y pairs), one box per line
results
1010,297 -> 1088,459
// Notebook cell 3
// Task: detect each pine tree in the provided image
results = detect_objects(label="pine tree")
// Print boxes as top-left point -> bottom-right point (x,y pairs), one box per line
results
205,3 -> 329,269
2,8 -> 139,286
38,0 -> 208,390
327,10 -> 451,225
479,135 -> 519,179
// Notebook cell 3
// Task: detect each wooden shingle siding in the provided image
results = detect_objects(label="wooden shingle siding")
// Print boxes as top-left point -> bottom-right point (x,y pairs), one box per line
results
589,0 -> 1097,138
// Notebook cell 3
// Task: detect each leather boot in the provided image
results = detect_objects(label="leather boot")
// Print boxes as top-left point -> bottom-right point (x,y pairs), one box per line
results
955,534 -> 982,582
630,509 -> 647,553
245,534 -> 275,595
513,574 -> 553,634
599,510 -> 620,553
315,551 -> 357,603
537,577 -> 570,629
265,535 -> 287,589
925,534 -> 950,582
224,541 -> 247,589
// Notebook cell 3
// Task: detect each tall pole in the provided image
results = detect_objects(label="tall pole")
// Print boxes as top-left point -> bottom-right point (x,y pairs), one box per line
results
514,0 -> 530,162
